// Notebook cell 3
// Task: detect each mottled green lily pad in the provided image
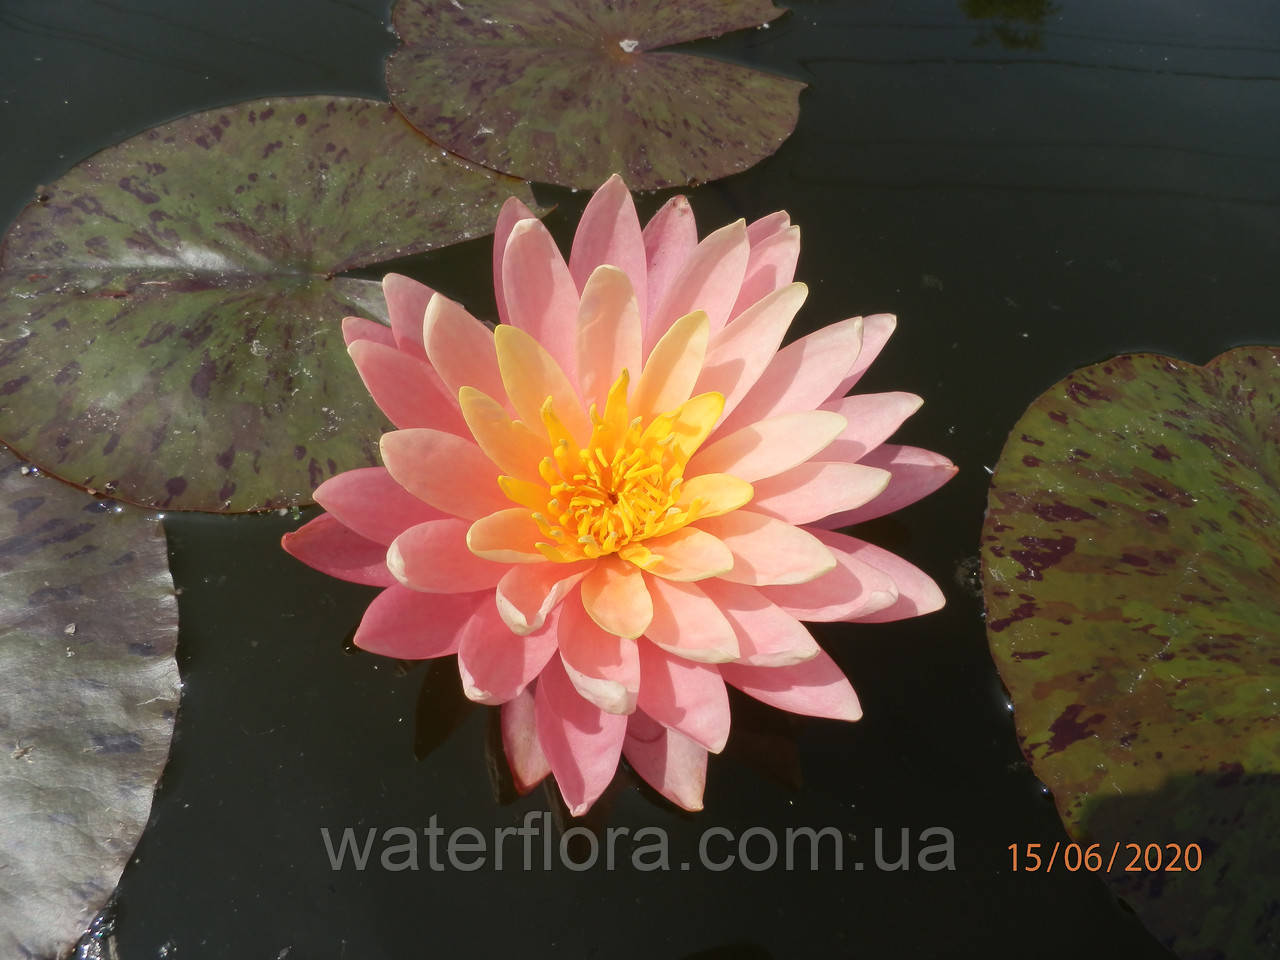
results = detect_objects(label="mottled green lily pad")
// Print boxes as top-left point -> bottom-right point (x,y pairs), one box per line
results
385,0 -> 805,190
0,96 -> 540,512
983,348 -> 1280,959
0,447 -> 179,957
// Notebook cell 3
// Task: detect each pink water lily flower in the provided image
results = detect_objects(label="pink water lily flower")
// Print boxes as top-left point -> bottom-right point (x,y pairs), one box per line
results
283,175 -> 955,815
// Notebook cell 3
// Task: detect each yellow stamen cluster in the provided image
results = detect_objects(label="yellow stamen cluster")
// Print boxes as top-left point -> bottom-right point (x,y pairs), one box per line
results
497,370 -> 724,563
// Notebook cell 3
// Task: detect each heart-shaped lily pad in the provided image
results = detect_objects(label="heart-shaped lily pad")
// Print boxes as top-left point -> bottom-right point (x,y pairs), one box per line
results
983,348 -> 1280,959
385,0 -> 805,189
0,96 -> 540,512
0,448 -> 179,958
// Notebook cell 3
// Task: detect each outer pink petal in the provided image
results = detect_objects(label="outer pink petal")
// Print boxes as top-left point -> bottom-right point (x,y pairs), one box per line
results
502,686 -> 551,793
534,656 -> 628,816
382,273 -> 433,359
492,195 -> 539,327
694,282 -> 807,421
495,560 -> 592,635
281,513 -> 395,586
352,584 -> 486,659
730,222 -> 800,321
717,317 -> 864,435
424,293 -> 508,408
750,461 -> 891,526
694,511 -> 836,586
313,466 -> 447,545
643,575 -> 739,663
347,340 -> 468,435
379,428 -> 509,520
558,594 -> 640,715
720,650 -> 862,722
641,194 -> 697,335
829,314 -> 897,399
457,602 -> 560,704
623,711 -> 707,812
759,527 -> 899,622
821,392 -> 924,462
815,444 -> 958,528
690,410 -> 846,482
575,266 -> 643,412
636,640 -> 730,753
502,218 -> 581,384
342,315 -> 396,350
645,219 -> 749,351
698,579 -> 821,667
837,536 -> 946,622
386,519 -> 508,592
569,174 -> 647,321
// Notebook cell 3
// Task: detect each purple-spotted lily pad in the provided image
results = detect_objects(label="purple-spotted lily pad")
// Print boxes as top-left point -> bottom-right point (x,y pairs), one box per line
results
385,0 -> 805,190
0,96 -> 541,512
983,348 -> 1280,959
0,448 -> 179,957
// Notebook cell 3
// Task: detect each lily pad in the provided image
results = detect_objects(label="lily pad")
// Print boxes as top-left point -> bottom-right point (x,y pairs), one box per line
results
385,0 -> 805,189
0,95 -> 540,512
0,448 -> 179,958
983,348 -> 1280,959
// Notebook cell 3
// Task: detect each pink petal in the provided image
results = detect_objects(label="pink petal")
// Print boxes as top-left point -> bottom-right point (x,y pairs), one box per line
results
569,174 -> 647,321
379,428 -> 510,520
352,584 -> 486,659
342,315 -> 396,350
382,273 -> 433,359
690,410 -> 846,482
534,656 -> 628,816
729,222 -> 800,320
502,218 -> 581,384
580,557 -> 653,640
643,575 -> 739,663
717,317 -> 864,435
694,511 -> 836,586
502,686 -> 551,793
758,528 -> 900,621
694,282 -> 807,421
815,444 -> 958,528
821,392 -> 923,462
557,593 -> 640,715
636,640 -> 730,753
645,219 -> 749,352
750,461 -> 891,526
641,194 -> 697,336
829,314 -> 896,399
457,602 -> 560,704
281,513 -> 395,586
347,339 -> 468,434
495,560 -> 592,635
492,195 -> 539,327
720,650 -> 862,721
386,518 -> 508,592
312,466 -> 447,545
623,711 -> 708,812
745,210 -> 791,246
837,536 -> 946,622
635,526 -> 734,582
698,579 -> 821,666
424,293 -> 508,408
575,265 -> 643,412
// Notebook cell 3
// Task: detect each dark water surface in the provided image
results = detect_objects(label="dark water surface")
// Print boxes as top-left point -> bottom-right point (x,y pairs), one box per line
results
2,0 -> 1276,957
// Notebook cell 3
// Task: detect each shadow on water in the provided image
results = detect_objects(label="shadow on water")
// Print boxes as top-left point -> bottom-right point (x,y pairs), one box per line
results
1078,771 -> 1280,960
960,0 -> 1061,50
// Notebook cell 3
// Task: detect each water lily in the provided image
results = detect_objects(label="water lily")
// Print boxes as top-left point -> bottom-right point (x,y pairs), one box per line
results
283,175 -> 955,814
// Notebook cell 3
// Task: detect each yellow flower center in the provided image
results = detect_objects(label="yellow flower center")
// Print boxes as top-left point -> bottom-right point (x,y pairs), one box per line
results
498,370 -> 726,564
